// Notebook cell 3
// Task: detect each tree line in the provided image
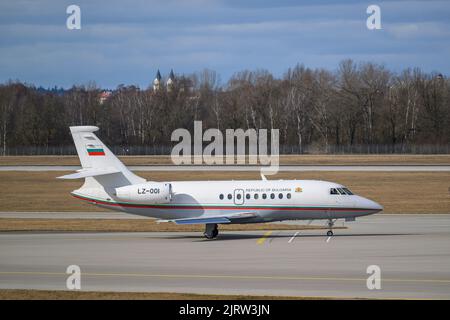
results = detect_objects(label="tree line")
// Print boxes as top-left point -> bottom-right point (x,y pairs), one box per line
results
0,60 -> 449,155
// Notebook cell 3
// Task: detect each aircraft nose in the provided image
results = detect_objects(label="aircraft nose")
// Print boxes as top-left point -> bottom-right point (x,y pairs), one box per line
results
363,198 -> 383,212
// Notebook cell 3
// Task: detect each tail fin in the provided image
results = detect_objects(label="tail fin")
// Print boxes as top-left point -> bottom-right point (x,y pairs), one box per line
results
58,126 -> 145,188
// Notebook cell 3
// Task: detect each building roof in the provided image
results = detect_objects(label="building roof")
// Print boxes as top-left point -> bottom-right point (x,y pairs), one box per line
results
155,69 -> 162,81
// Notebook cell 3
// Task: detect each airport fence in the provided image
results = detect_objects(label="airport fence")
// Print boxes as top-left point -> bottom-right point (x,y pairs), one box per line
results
2,143 -> 450,156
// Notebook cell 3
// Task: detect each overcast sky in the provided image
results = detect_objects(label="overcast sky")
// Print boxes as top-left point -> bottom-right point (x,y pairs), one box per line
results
0,0 -> 449,88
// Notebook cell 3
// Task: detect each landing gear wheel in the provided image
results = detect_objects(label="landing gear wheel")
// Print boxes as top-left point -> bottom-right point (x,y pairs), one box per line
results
204,223 -> 219,239
326,219 -> 335,237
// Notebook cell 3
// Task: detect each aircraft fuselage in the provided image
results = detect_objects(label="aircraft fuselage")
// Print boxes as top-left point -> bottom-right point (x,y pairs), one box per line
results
72,179 -> 382,223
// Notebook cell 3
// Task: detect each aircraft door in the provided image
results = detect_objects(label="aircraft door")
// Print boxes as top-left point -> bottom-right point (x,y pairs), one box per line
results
234,189 -> 244,205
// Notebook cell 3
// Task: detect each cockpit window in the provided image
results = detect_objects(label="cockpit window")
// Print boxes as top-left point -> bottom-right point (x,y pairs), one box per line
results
331,187 -> 354,195
330,188 -> 338,195
343,188 -> 353,195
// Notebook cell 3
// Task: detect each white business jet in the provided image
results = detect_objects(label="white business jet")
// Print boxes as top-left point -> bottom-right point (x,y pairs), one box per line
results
59,126 -> 383,239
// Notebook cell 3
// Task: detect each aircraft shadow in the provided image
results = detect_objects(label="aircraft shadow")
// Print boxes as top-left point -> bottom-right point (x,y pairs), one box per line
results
154,232 -> 419,242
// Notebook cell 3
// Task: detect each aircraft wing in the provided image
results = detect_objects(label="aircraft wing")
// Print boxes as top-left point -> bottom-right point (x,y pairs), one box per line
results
57,167 -> 120,179
158,212 -> 258,225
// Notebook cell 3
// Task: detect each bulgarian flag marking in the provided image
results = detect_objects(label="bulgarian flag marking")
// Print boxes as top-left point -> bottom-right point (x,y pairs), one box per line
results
87,145 -> 105,156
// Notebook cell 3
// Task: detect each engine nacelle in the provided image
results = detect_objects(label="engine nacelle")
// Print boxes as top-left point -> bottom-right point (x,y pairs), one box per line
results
115,182 -> 172,204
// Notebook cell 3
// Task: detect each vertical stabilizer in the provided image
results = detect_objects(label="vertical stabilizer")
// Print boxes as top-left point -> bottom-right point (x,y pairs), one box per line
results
67,126 -> 145,187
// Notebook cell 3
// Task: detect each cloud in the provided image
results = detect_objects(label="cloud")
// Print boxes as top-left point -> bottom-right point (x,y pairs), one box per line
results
0,0 -> 449,87
387,22 -> 450,39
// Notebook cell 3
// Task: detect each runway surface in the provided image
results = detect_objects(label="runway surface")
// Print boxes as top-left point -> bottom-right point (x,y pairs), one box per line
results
1,165 -> 449,171
1,214 -> 450,299
0,211 -> 146,219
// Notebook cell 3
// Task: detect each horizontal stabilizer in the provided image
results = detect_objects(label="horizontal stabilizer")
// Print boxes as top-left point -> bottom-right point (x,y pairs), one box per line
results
57,167 -> 120,179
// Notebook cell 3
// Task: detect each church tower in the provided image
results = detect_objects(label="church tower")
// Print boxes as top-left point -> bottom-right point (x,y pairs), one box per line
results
166,69 -> 175,91
153,69 -> 162,91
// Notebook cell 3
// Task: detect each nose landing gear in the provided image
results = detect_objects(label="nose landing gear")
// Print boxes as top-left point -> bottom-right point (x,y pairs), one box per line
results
326,219 -> 335,237
204,223 -> 219,239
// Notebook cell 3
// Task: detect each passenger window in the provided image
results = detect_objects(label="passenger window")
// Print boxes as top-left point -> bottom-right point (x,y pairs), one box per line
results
270,193 -> 275,199
237,194 -> 242,200
219,194 -> 224,200
287,193 -> 291,199
278,193 -> 283,199
330,188 -> 338,195
246,193 -> 250,200
227,194 -> 232,200
337,188 -> 346,195
262,193 -> 267,200
254,194 -> 259,200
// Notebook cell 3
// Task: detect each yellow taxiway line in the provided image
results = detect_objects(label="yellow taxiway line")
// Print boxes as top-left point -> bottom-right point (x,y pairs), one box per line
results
256,231 -> 273,244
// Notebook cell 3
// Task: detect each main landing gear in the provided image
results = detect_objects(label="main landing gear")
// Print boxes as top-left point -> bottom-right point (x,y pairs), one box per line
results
204,223 -> 219,239
326,219 -> 335,237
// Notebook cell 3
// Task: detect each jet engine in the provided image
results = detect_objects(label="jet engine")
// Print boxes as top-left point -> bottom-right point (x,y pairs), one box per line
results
115,182 -> 172,203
